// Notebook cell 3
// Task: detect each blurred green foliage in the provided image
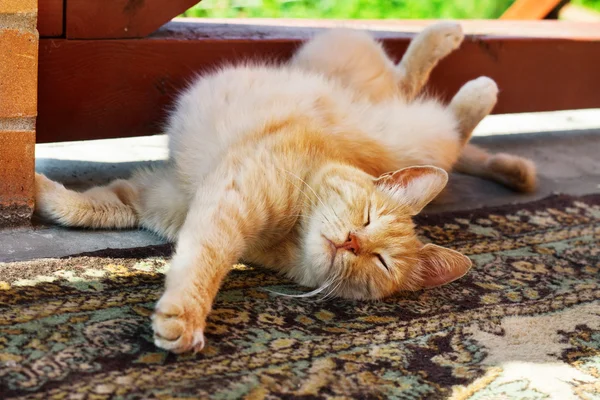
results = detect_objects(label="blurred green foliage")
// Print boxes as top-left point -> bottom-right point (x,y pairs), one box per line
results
182,0 -> 517,19
180,0 -> 600,19
573,0 -> 600,11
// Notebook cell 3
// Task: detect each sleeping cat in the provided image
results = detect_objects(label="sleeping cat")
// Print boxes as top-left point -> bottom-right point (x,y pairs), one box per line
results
35,22 -> 536,353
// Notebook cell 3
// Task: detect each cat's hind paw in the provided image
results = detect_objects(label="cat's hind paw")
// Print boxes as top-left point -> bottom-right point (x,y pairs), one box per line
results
487,153 -> 538,193
450,77 -> 498,144
422,21 -> 465,59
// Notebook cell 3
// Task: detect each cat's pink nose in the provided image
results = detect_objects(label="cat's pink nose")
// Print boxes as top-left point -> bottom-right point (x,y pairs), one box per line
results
339,233 -> 360,254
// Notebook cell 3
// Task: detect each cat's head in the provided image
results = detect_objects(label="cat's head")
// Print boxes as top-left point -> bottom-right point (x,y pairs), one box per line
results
297,164 -> 471,300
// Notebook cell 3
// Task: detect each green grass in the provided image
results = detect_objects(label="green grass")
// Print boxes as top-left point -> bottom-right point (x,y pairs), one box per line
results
181,0 -> 517,19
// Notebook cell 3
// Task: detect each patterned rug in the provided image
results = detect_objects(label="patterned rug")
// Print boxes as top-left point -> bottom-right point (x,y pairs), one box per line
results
0,195 -> 599,399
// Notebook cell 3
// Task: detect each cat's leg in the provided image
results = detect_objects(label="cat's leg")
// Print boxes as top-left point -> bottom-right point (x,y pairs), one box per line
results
291,28 -> 399,102
448,77 -> 537,192
151,170 -> 268,353
455,144 -> 537,193
449,76 -> 499,146
34,173 -> 139,229
291,22 -> 463,102
396,22 -> 464,101
35,166 -> 188,240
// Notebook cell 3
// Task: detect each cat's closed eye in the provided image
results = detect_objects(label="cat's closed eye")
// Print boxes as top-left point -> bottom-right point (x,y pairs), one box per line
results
364,207 -> 371,227
375,253 -> 389,271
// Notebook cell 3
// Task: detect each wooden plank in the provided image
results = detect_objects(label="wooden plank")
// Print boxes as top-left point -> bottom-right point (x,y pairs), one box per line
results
66,0 -> 202,39
38,19 -> 600,143
501,0 -> 566,19
38,0 -> 64,37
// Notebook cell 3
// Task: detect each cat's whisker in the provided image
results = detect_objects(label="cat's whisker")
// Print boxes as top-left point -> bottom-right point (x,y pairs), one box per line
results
264,281 -> 333,298
265,271 -> 341,300
322,275 -> 345,301
291,188 -> 346,235
278,172 -> 334,225
321,281 -> 340,301
295,201 -> 332,226
320,257 -> 347,301
292,190 -> 338,233
276,169 -> 318,206
280,168 -> 341,225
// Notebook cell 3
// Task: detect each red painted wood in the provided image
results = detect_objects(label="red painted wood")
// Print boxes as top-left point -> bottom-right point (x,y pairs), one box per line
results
38,20 -> 600,143
66,0 -> 201,38
38,0 -> 64,37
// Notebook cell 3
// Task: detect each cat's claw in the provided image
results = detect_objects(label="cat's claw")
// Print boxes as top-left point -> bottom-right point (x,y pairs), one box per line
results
153,327 -> 205,354
152,295 -> 206,353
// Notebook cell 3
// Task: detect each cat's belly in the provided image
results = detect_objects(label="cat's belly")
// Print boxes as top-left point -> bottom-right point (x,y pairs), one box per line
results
165,63 -> 461,187
165,65 -> 358,185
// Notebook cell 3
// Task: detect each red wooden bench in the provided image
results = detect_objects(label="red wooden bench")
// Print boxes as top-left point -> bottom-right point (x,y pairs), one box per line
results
36,9 -> 600,143
35,0 -> 600,142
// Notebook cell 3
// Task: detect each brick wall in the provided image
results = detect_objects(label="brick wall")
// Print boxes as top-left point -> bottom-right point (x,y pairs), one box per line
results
0,0 -> 38,227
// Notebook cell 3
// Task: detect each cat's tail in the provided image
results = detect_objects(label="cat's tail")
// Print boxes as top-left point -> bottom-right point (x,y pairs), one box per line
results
455,144 -> 537,193
35,167 -> 188,240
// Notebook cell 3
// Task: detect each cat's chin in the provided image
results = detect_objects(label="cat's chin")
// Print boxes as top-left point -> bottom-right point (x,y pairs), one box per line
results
321,234 -> 338,267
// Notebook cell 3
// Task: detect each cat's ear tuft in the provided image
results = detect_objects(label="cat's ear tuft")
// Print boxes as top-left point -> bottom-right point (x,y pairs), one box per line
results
412,244 -> 472,289
374,166 -> 448,214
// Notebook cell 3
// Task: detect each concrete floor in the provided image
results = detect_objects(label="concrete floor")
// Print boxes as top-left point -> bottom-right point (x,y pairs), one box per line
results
1,110 -> 599,262
433,129 -> 600,211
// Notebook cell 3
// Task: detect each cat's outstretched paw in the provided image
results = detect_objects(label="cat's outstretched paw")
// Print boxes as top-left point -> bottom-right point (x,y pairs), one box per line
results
152,292 -> 206,353
422,21 -> 465,59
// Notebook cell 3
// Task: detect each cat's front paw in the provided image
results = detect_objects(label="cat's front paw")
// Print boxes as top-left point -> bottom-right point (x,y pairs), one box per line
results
152,291 -> 206,353
423,21 -> 464,59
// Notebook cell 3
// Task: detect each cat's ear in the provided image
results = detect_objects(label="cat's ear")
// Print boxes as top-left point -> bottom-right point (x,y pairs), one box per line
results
374,166 -> 448,214
412,244 -> 472,289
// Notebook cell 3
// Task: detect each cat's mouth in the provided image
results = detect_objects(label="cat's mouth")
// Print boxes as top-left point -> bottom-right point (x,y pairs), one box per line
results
322,234 -> 338,267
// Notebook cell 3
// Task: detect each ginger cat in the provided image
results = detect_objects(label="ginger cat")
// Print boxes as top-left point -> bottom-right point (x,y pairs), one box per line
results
35,22 -> 536,353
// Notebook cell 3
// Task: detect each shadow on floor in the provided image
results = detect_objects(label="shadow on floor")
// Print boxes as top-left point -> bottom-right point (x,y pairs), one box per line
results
1,128 -> 597,262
